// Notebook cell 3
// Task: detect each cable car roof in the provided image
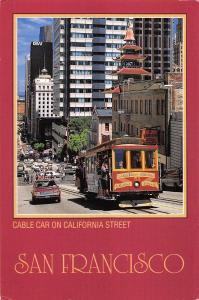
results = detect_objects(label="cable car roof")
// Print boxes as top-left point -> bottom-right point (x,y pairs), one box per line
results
83,137 -> 158,157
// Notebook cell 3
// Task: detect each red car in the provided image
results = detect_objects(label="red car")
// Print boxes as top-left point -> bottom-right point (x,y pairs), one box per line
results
31,180 -> 61,204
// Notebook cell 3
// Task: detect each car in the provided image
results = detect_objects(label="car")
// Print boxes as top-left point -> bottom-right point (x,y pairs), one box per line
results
43,157 -> 51,163
17,163 -> 24,177
64,164 -> 76,175
161,168 -> 183,191
32,165 -> 40,172
31,180 -> 61,204
45,171 -> 61,179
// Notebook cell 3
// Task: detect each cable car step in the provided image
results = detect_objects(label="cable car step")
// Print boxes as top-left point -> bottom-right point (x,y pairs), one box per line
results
119,199 -> 152,208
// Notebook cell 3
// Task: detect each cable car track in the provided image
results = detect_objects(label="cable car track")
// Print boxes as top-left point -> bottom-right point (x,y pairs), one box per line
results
61,186 -> 183,215
154,197 -> 183,205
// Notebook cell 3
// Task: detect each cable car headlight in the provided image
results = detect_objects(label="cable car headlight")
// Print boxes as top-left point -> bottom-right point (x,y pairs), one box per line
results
134,181 -> 140,188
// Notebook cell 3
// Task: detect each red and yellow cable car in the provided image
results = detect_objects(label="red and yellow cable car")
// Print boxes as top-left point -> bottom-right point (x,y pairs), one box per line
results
79,137 -> 161,207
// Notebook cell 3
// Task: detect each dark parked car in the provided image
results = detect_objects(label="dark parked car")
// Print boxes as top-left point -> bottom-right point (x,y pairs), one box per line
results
31,180 -> 61,204
17,164 -> 24,177
161,168 -> 183,191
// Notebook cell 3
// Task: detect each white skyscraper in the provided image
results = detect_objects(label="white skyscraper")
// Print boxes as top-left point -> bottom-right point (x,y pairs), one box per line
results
31,68 -> 55,138
53,18 -> 130,118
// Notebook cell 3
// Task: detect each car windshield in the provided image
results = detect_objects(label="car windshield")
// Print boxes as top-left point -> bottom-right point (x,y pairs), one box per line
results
35,181 -> 56,187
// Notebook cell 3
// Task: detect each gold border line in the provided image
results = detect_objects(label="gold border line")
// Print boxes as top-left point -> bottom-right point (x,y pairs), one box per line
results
14,14 -> 187,219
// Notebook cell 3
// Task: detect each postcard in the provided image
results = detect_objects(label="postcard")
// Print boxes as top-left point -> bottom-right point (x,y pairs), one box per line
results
0,0 -> 198,299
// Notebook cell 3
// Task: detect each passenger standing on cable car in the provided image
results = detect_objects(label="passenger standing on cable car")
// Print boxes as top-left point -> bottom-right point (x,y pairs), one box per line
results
101,159 -> 110,197
77,159 -> 87,193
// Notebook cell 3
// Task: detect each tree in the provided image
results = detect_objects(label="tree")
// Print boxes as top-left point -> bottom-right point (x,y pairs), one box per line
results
69,117 -> 91,133
67,129 -> 89,154
33,143 -> 45,152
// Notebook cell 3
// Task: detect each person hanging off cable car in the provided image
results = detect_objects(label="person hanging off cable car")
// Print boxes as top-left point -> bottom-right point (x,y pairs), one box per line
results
76,158 -> 87,193
100,158 -> 110,197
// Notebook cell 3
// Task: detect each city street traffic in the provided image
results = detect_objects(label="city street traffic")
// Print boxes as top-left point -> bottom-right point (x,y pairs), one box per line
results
17,175 -> 184,216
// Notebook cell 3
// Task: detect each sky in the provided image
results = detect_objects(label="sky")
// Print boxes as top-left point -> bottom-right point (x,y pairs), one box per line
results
17,17 -> 179,97
17,18 -> 52,96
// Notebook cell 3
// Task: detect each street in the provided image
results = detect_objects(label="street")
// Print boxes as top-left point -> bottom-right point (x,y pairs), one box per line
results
17,175 -> 184,216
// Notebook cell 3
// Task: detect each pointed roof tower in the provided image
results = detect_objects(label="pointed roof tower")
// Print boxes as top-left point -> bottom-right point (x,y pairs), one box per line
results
112,22 -> 151,80
104,22 -> 151,94
124,22 -> 135,42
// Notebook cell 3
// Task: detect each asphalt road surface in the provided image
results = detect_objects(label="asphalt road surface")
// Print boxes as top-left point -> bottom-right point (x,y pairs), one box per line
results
17,175 -> 184,216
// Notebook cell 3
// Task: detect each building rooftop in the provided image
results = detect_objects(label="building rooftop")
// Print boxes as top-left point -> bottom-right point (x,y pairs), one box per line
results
113,67 -> 151,75
118,44 -> 142,51
95,109 -> 112,117
115,54 -> 146,61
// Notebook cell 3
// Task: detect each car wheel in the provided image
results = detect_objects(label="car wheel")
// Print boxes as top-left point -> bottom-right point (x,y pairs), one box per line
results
56,197 -> 61,203
32,197 -> 36,204
174,183 -> 179,191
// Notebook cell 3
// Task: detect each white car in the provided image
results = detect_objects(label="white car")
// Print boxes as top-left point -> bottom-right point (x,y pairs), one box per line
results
45,171 -> 61,179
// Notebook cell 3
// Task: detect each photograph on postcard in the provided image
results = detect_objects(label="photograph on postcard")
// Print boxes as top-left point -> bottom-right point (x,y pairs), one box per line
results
15,15 -> 186,217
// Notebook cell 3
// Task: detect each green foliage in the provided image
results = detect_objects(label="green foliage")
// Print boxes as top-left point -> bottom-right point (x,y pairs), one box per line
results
67,129 -> 89,153
33,143 -> 45,152
69,117 -> 91,133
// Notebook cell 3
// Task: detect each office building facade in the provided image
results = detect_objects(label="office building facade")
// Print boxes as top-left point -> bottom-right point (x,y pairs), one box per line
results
30,41 -> 53,91
39,25 -> 53,42
30,68 -> 57,139
53,18 -> 131,118
26,41 -> 53,134
173,19 -> 183,72
133,18 -> 172,79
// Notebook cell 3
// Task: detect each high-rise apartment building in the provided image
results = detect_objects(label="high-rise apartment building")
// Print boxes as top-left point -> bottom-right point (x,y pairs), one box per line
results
173,19 -> 183,72
133,18 -> 172,79
39,25 -> 53,42
25,54 -> 30,128
53,18 -> 130,118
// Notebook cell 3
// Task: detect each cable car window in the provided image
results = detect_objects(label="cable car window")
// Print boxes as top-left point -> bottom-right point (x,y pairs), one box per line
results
145,151 -> 156,169
115,149 -> 126,169
130,151 -> 142,169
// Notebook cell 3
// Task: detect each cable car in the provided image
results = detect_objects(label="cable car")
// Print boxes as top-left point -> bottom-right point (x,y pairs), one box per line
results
78,137 -> 161,207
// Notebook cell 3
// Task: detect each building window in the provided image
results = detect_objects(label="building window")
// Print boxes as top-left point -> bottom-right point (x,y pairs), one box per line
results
156,99 -> 160,115
131,125 -> 133,135
149,100 -> 152,115
136,128 -> 139,136
160,131 -> 165,145
161,100 -> 164,115
105,123 -> 109,132
131,100 -> 134,113
145,36 -> 148,47
145,100 -> 148,114
140,100 -> 143,114
127,124 -> 130,135
135,100 -> 138,114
